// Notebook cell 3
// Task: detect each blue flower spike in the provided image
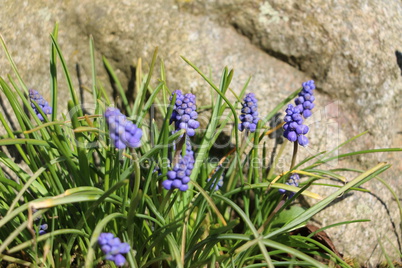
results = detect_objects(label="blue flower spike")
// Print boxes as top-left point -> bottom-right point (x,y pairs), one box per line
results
278,173 -> 300,198
207,175 -> 224,191
162,137 -> 194,191
170,90 -> 200,136
105,107 -> 142,150
238,93 -> 259,133
283,104 -> 310,146
29,89 -> 52,121
98,233 -> 130,266
283,80 -> 315,147
295,80 -> 316,119
39,223 -> 48,235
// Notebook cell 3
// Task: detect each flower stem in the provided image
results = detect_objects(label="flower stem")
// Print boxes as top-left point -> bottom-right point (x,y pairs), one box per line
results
260,141 -> 299,233
290,141 -> 298,170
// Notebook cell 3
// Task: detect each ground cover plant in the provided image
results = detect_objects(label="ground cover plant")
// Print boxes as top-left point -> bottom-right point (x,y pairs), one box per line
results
0,25 -> 401,267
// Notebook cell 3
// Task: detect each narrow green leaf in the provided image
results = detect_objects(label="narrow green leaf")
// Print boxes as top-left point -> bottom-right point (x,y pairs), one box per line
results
50,23 -> 59,121
103,56 -> 131,114
0,34 -> 28,93
50,34 -> 81,116
265,162 -> 390,239
0,138 -> 49,147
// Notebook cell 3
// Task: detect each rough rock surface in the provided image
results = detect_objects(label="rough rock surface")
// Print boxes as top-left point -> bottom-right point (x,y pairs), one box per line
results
180,0 -> 402,264
185,0 -> 402,143
0,0 -> 401,265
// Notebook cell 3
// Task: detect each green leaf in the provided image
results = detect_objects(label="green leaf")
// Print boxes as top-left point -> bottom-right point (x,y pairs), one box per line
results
265,162 -> 390,239
270,206 -> 307,229
50,34 -> 81,116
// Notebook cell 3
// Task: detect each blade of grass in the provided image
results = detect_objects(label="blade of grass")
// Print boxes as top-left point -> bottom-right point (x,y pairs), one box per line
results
7,156 -> 65,214
0,110 -> 31,165
290,236 -> 350,267
0,138 -> 50,147
321,148 -> 402,164
134,47 -> 158,117
50,23 -> 59,121
180,58 -> 243,187
264,162 -> 390,239
307,219 -> 370,238
261,238 -> 327,268
7,229 -> 88,254
68,100 -> 89,185
103,56 -> 131,114
190,181 -> 227,226
137,82 -> 164,128
259,87 -> 301,128
0,34 -> 28,93
224,182 -> 321,200
50,34 -> 81,116
0,254 -> 32,266
214,194 -> 274,268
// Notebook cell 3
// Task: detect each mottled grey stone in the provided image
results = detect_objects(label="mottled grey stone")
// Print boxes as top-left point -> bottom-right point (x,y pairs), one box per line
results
182,0 -> 402,264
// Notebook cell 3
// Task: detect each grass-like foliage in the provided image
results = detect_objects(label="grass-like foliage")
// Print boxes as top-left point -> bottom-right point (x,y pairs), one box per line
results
0,25 -> 401,267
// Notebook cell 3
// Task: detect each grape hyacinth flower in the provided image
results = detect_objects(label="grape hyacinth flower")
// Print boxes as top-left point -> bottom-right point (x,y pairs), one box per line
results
170,90 -> 200,136
104,107 -> 142,150
162,138 -> 194,191
238,93 -> 259,132
295,80 -> 315,119
98,233 -> 130,266
207,176 -> 224,191
29,89 -> 52,121
283,104 -> 309,147
38,223 -> 48,235
278,173 -> 300,198
32,209 -> 48,235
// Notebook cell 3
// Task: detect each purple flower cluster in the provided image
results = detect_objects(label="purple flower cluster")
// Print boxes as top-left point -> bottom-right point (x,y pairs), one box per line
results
163,90 -> 200,191
39,223 -> 48,235
170,90 -> 200,136
208,177 -> 223,191
278,173 -> 300,198
283,80 -> 316,146
33,209 -> 48,235
295,80 -> 315,119
162,139 -> 194,191
29,89 -> 52,121
98,233 -> 130,266
104,107 -> 142,150
238,93 -> 259,132
283,104 -> 309,146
